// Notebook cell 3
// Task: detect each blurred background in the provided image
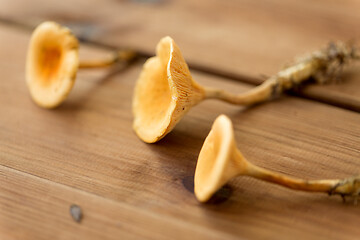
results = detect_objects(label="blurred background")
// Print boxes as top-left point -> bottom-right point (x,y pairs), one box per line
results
2,0 -> 359,78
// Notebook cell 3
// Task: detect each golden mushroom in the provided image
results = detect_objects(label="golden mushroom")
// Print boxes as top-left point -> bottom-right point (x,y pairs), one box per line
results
26,21 -> 135,108
133,37 -> 358,143
132,37 -> 205,143
194,115 -> 360,203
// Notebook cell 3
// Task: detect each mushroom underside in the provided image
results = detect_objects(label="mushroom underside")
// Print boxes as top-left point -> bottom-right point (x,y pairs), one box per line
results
195,115 -> 235,202
133,56 -> 175,143
26,21 -> 79,108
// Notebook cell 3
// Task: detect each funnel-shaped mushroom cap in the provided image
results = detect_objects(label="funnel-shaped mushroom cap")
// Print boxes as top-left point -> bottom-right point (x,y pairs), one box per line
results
26,21 -> 79,108
194,115 -> 249,202
133,36 -> 205,143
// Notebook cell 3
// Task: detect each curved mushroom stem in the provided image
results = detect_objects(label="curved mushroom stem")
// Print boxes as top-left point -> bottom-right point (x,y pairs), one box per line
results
204,42 -> 359,106
244,162 -> 360,204
79,49 -> 137,69
204,78 -> 276,106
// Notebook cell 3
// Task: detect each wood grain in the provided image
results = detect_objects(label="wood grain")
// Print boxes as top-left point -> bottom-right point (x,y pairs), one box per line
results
1,23 -> 360,239
1,0 -> 360,110
1,165 -> 232,240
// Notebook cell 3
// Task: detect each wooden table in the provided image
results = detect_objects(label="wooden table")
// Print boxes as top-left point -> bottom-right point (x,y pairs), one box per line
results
1,1 -> 360,239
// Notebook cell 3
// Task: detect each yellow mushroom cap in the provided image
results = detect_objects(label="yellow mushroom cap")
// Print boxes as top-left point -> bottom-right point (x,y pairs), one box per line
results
26,21 -> 79,108
133,36 -> 205,143
194,115 -> 248,202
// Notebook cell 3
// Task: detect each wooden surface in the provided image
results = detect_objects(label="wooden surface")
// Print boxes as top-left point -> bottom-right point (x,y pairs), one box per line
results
1,1 -> 360,239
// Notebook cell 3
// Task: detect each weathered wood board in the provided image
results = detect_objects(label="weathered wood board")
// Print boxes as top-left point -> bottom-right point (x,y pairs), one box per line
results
1,22 -> 360,239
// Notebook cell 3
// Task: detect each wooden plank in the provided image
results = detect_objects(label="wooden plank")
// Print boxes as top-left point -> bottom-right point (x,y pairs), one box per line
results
1,23 -> 360,239
1,0 -> 360,110
0,165 -> 227,240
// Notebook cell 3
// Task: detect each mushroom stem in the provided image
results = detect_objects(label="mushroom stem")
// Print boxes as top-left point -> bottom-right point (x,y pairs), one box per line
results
204,79 -> 275,106
79,49 -> 136,69
204,42 -> 359,106
244,161 -> 360,201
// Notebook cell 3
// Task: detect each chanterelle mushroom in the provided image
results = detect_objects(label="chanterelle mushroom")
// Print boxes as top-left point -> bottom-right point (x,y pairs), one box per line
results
132,37 -> 358,143
132,37 -> 205,143
26,21 -> 79,108
26,21 -> 136,108
194,115 -> 360,204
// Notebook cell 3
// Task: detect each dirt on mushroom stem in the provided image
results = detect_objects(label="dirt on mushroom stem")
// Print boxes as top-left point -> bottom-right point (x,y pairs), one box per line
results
204,42 -> 360,106
328,175 -> 360,205
248,164 -> 360,205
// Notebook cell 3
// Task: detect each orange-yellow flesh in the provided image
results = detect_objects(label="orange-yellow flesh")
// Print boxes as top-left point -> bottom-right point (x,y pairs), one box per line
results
137,60 -> 171,129
194,115 -> 233,202
36,45 -> 63,86
26,21 -> 79,108
195,126 -> 221,190
132,38 -> 174,143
